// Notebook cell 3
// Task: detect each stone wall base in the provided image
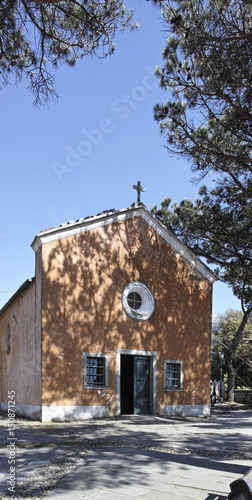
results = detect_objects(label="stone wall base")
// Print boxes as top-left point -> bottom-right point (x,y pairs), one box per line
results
0,402 -> 211,421
162,404 -> 210,418
42,404 -> 109,422
1,402 -> 41,420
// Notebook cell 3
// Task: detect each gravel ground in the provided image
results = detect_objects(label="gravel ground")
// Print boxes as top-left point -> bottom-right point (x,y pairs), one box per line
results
1,406 -> 251,499
1,437 -> 251,500
2,446 -> 84,499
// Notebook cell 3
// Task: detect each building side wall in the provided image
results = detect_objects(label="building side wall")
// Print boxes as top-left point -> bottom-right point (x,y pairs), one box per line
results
0,280 -> 41,418
40,216 -> 212,419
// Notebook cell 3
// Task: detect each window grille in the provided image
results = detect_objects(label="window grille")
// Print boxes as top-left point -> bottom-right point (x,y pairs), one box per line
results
166,363 -> 180,388
83,353 -> 109,389
87,356 -> 105,386
127,292 -> 142,310
164,359 -> 183,391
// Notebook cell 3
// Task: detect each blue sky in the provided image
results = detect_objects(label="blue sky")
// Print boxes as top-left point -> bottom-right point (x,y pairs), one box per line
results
0,0 -> 241,317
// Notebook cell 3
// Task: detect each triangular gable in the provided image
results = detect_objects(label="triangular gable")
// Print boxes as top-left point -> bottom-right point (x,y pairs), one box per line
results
31,205 -> 216,283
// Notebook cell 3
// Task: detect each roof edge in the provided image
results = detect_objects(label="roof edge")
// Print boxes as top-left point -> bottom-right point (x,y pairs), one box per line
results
0,278 -> 35,315
144,210 -> 217,283
31,206 -> 143,252
30,204 -> 217,283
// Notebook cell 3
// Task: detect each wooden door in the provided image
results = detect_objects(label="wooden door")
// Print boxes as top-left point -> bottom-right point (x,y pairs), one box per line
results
134,356 -> 150,415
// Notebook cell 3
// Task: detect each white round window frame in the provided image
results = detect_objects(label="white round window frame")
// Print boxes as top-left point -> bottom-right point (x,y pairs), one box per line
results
122,281 -> 155,321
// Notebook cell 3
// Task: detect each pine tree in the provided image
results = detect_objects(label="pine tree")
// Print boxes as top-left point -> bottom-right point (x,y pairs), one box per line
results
152,0 -> 252,400
154,0 -> 252,183
0,0 -> 137,106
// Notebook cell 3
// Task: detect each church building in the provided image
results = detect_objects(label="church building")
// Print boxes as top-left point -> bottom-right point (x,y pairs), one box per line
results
0,186 -> 216,421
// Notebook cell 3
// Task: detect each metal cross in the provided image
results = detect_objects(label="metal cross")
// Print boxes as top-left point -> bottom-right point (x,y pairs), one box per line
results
133,181 -> 145,203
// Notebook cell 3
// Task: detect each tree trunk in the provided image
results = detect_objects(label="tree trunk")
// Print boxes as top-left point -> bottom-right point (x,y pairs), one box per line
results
231,309 -> 251,353
226,309 -> 252,401
227,355 -> 236,401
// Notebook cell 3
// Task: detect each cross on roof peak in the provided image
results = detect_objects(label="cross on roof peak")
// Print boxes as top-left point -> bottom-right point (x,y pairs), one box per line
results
133,181 -> 145,203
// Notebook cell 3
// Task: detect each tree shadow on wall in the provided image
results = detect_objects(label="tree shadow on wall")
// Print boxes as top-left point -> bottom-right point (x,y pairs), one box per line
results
41,215 -> 212,411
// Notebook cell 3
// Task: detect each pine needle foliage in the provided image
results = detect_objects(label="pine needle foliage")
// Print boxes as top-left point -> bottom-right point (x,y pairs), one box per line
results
152,1 -> 252,400
0,0 -> 137,106
154,0 -> 252,182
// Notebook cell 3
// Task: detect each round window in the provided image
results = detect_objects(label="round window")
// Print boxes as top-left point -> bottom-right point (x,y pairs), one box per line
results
122,281 -> 155,321
127,292 -> 142,310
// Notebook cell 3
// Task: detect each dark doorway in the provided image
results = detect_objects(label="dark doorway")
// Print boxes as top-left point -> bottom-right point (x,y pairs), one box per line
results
120,355 -> 150,415
121,355 -> 134,414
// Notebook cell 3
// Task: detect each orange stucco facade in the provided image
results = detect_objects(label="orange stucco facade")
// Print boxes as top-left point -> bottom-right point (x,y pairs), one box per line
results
0,205 -> 215,421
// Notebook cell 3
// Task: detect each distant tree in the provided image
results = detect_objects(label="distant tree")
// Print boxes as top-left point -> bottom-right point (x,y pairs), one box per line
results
212,310 -> 252,398
0,0 -> 137,106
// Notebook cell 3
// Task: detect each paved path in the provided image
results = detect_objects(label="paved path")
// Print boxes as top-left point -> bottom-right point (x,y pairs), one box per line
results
43,446 -> 249,500
0,404 -> 251,499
